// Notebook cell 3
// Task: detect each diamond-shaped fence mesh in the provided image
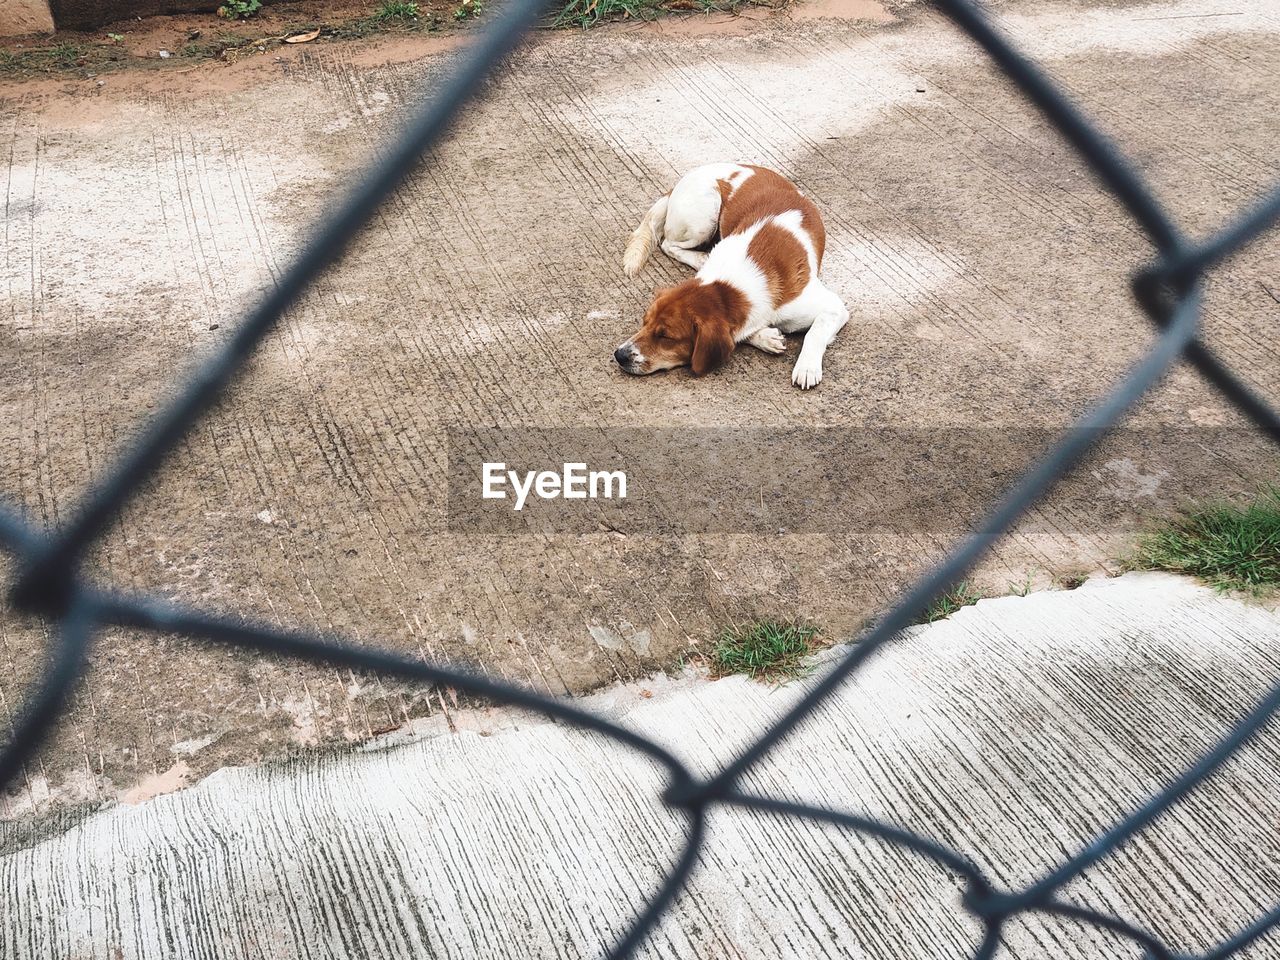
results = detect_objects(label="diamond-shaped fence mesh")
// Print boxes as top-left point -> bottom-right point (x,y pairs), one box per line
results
3,1 -> 1280,957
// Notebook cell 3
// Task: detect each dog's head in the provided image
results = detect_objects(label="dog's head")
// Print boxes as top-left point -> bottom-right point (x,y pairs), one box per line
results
614,280 -> 742,377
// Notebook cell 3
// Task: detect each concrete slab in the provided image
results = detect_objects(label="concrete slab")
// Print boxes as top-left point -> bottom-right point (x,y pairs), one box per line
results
2,0 -> 1280,813
2,573 -> 1279,958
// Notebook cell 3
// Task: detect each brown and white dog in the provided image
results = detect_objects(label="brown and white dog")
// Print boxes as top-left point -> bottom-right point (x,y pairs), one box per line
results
615,163 -> 848,389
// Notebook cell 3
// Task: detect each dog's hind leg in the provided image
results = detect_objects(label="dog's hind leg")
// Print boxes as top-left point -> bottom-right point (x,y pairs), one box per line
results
660,165 -> 726,272
660,237 -> 710,271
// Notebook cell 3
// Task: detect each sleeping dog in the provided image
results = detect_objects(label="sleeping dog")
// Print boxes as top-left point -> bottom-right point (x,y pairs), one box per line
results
615,163 -> 848,389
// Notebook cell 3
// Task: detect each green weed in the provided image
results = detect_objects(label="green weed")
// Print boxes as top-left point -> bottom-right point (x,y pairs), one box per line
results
50,42 -> 84,67
181,33 -> 255,59
1054,571 -> 1089,591
709,620 -> 820,682
920,581 -> 982,623
552,0 -> 770,28
1132,489 -> 1280,593
217,0 -> 263,19
374,0 -> 421,19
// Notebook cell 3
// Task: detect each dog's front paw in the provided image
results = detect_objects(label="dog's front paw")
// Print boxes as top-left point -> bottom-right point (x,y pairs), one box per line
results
791,357 -> 822,390
750,327 -> 786,355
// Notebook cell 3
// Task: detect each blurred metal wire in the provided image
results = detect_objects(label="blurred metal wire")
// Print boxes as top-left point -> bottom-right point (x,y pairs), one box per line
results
4,1 -> 1280,957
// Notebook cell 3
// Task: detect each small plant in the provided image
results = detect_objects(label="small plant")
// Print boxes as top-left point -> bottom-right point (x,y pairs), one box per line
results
1131,489 -> 1280,593
920,581 -> 982,623
553,0 -> 651,27
374,0 -> 420,19
182,33 -> 255,59
709,620 -> 819,682
217,0 -> 263,19
50,42 -> 85,68
1007,576 -> 1033,597
107,32 -> 125,42
453,0 -> 483,20
1054,570 -> 1089,591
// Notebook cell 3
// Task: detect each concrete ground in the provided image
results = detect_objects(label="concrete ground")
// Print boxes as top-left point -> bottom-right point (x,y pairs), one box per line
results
3,574 -> 1280,958
2,0 -> 1280,815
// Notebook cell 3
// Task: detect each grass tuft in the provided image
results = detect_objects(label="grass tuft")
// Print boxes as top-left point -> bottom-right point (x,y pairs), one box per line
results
373,0 -> 421,19
217,0 -> 263,19
1132,489 -> 1280,593
554,0 -> 648,27
0,42 -> 96,76
1054,570 -> 1089,591
50,41 -> 85,67
1007,575 -> 1032,598
920,581 -> 982,623
709,620 -> 819,682
181,32 -> 256,59
552,0 -> 775,29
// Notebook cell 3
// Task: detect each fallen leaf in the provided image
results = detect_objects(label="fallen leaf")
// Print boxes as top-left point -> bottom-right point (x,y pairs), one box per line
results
285,28 -> 321,43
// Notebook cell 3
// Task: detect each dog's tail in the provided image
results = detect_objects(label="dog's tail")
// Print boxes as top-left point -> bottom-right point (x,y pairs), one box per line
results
622,194 -> 669,278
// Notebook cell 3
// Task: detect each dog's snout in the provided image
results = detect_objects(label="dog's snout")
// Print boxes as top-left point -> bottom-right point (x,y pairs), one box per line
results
614,346 -> 631,366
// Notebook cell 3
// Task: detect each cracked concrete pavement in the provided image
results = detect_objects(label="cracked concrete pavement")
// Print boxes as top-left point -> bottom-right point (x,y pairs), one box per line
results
5,574 -> 1280,958
1,0 -> 1279,814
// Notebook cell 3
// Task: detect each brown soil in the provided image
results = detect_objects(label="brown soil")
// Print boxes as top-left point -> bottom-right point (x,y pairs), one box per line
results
1,1 -> 477,81
0,0 -> 816,81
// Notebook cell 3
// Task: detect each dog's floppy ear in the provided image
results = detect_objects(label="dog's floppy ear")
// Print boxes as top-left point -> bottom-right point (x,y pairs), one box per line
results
691,315 -> 734,376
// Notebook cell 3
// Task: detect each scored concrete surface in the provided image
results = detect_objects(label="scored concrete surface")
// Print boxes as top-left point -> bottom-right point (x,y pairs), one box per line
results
3,573 -> 1280,958
3,0 -> 1280,814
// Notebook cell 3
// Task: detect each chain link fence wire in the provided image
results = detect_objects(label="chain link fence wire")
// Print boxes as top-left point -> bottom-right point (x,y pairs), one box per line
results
4,0 -> 1280,956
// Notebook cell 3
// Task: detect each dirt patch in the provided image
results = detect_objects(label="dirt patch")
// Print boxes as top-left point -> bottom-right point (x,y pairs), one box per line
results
0,0 -> 901,98
0,0 -> 860,80
611,5 -> 776,36
789,0 -> 892,20
58,0 -> 449,37
119,761 -> 192,804
0,2 -> 469,82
